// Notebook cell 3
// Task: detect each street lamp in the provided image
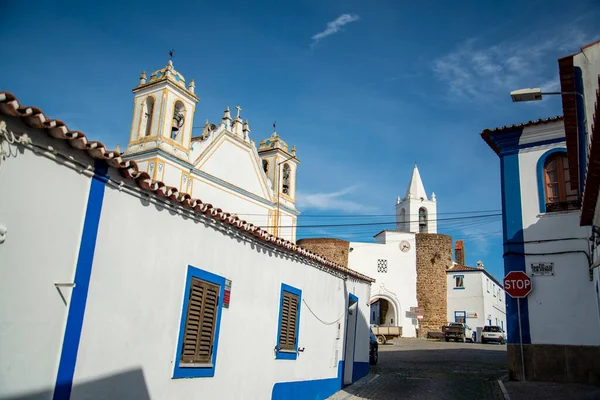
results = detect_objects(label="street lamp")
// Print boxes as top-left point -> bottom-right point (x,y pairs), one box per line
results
510,88 -> 584,102
276,153 -> 297,237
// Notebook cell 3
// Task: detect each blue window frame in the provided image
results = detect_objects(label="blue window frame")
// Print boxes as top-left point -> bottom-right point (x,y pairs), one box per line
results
536,147 -> 568,213
275,283 -> 302,360
173,265 -> 225,379
453,275 -> 465,289
454,311 -> 466,323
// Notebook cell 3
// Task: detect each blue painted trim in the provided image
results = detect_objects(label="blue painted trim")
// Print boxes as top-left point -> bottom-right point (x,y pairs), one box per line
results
173,265 -> 225,379
352,362 -> 369,383
53,160 -> 108,400
453,274 -> 465,289
454,311 -> 466,322
123,149 -> 300,216
575,67 -> 587,196
349,293 -> 359,379
275,283 -> 302,360
271,360 -> 343,399
499,153 -> 531,345
487,128 -> 566,156
536,147 -> 568,213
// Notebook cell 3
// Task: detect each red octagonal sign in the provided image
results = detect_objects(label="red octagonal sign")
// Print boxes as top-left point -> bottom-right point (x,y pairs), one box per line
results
504,271 -> 532,298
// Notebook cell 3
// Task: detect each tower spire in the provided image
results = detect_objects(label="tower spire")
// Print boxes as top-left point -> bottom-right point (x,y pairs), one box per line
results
405,164 -> 428,200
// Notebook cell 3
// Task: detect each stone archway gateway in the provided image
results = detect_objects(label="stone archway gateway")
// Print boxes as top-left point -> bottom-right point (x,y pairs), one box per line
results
370,296 -> 398,326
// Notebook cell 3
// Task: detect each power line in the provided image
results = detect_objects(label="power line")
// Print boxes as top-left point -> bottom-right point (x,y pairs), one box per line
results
234,209 -> 502,218
261,213 -> 502,229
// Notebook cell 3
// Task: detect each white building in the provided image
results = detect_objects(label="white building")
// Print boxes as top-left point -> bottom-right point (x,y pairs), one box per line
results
0,89 -> 374,398
447,241 -> 506,340
481,39 -> 600,384
122,60 -> 299,242
343,165 -> 449,338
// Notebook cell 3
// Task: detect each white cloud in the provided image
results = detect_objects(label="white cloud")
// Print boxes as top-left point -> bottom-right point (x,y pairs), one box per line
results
296,185 -> 376,213
311,14 -> 360,47
432,27 -> 593,102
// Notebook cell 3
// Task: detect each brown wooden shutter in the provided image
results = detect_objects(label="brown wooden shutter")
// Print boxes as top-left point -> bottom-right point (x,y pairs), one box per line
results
279,291 -> 299,351
181,278 -> 219,364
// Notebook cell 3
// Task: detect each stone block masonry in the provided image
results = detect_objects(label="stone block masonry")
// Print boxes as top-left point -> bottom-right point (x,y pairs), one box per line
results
415,233 -> 452,338
296,238 -> 350,267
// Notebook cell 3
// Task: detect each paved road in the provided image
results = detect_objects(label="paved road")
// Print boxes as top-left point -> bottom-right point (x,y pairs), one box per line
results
330,338 -> 507,400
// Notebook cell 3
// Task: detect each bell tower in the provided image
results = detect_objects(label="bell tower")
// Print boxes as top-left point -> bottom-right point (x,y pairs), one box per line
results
123,60 -> 199,162
395,164 -> 437,234
258,127 -> 299,239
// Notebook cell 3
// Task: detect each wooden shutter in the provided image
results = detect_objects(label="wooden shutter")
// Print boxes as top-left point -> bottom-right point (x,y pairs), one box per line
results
181,278 -> 219,364
279,291 -> 299,351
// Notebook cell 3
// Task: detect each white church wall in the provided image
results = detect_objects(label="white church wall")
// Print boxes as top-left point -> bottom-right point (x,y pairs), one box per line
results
74,171 -> 371,399
517,140 -> 599,346
0,116 -> 372,399
349,234 -> 418,338
0,120 -> 93,398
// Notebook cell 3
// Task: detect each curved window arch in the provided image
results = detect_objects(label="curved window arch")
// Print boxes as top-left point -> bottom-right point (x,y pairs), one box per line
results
418,207 -> 428,233
262,159 -> 269,174
282,163 -> 291,195
171,100 -> 186,143
139,96 -> 155,138
536,148 -> 578,213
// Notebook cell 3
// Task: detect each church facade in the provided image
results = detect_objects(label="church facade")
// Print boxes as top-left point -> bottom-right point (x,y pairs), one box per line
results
299,166 -> 453,339
122,60 -> 299,241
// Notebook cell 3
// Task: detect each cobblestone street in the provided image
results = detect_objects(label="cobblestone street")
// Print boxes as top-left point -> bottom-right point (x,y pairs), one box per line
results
330,339 -> 507,400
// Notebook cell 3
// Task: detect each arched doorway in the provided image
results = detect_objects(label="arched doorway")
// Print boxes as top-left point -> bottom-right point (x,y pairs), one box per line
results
370,297 -> 398,326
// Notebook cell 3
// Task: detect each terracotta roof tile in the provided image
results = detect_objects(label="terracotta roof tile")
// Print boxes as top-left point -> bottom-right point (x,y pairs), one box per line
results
580,75 -> 600,225
447,264 -> 502,287
0,91 -> 375,283
481,116 -> 563,155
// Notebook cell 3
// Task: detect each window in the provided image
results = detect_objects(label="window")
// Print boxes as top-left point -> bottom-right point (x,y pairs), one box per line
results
139,96 -> 154,138
418,207 -> 428,233
276,283 -> 302,360
173,266 -> 225,378
263,159 -> 269,174
171,100 -> 186,142
282,163 -> 291,195
543,152 -> 578,212
377,259 -> 388,273
454,275 -> 464,289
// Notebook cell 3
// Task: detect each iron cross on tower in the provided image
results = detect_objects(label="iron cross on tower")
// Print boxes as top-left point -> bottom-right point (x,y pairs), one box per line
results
169,49 -> 174,60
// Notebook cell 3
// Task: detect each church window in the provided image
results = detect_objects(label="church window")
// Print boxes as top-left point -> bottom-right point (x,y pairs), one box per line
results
543,152 -> 578,212
418,207 -> 428,233
263,159 -> 269,174
454,275 -> 464,289
171,100 -> 186,143
282,163 -> 291,195
377,259 -> 388,273
139,96 -> 154,138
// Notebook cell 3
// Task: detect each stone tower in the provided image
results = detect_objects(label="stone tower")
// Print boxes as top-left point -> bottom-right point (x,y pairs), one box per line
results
415,233 -> 452,338
396,165 -> 437,234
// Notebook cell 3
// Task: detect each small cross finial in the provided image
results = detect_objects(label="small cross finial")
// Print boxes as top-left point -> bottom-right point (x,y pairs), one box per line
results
235,105 -> 242,118
273,121 -> 276,131
169,49 -> 174,60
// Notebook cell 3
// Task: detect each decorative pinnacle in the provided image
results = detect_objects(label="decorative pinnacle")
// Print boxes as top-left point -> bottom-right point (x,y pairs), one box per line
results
222,106 -> 232,122
291,145 -> 296,155
189,79 -> 195,93
243,119 -> 250,133
139,71 -> 147,85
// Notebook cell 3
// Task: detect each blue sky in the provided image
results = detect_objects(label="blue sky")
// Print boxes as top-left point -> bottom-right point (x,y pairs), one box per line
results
2,0 -> 599,280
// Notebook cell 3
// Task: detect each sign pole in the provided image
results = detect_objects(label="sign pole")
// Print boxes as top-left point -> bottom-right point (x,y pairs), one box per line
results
517,297 -> 526,381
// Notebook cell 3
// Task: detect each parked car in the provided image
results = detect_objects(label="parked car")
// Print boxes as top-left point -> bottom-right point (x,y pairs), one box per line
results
369,328 -> 379,365
441,322 -> 475,343
481,325 -> 506,344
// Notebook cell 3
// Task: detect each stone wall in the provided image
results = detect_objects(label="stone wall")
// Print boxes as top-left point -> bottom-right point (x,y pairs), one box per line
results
296,238 -> 350,267
415,233 -> 452,338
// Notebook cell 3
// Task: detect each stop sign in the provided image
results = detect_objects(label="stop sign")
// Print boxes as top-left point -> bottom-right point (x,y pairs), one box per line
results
503,271 -> 532,298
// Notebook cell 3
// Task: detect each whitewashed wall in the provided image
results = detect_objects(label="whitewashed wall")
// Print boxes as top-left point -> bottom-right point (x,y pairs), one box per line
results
349,231 -> 418,338
517,133 -> 599,346
0,119 -> 92,398
0,119 -> 372,399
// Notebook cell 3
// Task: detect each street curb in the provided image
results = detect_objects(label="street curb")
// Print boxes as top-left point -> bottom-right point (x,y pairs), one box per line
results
497,379 -> 511,400
327,373 -> 380,400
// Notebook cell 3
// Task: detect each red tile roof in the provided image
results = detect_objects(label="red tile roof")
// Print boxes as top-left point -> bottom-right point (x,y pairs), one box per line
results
580,75 -> 600,226
481,116 -> 563,154
0,92 -> 375,283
